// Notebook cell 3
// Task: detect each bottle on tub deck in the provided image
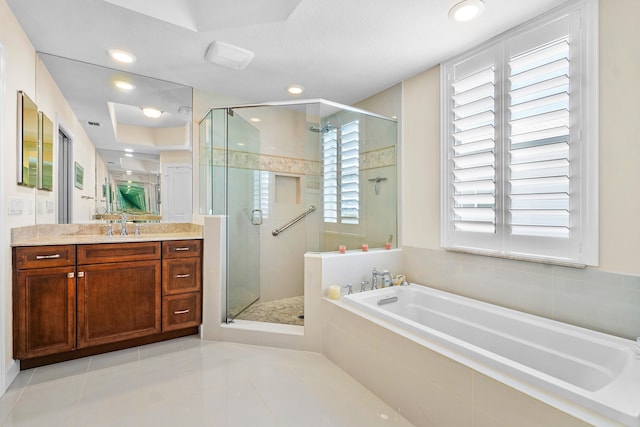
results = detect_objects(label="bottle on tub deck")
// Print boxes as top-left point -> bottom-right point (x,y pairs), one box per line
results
382,270 -> 391,288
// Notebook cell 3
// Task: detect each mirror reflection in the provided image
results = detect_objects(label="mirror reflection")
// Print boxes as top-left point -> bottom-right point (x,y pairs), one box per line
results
37,52 -> 193,223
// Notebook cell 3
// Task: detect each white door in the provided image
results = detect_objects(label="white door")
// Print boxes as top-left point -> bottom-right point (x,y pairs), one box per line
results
163,164 -> 192,222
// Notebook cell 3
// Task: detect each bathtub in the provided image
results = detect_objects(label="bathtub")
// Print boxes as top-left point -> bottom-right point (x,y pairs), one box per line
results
342,284 -> 640,426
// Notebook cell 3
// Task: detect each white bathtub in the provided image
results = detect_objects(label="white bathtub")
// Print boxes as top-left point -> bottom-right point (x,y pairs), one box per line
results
342,284 -> 640,426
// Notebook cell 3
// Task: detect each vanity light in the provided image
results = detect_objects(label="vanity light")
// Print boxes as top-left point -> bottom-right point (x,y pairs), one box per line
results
108,49 -> 137,63
114,80 -> 135,91
449,0 -> 485,22
142,107 -> 162,118
287,84 -> 304,95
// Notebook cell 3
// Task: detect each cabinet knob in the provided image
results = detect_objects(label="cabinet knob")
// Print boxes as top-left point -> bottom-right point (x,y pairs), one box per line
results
67,272 -> 75,278
78,272 -> 85,278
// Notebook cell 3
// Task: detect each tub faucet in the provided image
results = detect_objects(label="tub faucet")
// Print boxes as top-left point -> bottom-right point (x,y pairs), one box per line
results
371,268 -> 381,290
120,213 -> 127,236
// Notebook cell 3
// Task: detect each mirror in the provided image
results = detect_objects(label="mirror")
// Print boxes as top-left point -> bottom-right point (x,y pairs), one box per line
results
37,52 -> 193,223
17,91 -> 38,187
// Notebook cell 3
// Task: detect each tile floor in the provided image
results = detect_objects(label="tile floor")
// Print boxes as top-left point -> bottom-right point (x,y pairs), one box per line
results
0,336 -> 414,427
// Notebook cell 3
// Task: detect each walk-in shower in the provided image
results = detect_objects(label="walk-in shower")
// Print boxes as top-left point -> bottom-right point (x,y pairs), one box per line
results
199,100 -> 397,325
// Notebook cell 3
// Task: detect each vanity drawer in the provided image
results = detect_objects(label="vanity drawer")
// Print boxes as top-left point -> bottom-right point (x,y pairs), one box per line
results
162,240 -> 202,259
77,241 -> 160,264
162,257 -> 201,295
14,245 -> 76,269
162,293 -> 201,331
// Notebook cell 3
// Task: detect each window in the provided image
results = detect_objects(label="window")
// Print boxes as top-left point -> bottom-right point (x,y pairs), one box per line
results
441,0 -> 598,266
253,170 -> 269,218
323,120 -> 360,224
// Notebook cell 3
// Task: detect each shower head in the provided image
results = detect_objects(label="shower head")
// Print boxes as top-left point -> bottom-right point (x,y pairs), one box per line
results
309,123 -> 335,133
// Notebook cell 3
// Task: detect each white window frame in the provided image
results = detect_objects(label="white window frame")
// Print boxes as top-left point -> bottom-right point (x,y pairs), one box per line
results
441,0 -> 598,266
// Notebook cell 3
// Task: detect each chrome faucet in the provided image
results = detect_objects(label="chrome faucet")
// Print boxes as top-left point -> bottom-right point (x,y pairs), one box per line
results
371,268 -> 381,290
105,224 -> 113,237
360,280 -> 369,292
120,213 -> 127,236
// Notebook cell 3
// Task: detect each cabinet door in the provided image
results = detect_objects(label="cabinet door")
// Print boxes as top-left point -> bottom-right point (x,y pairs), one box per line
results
14,266 -> 76,359
77,260 -> 161,348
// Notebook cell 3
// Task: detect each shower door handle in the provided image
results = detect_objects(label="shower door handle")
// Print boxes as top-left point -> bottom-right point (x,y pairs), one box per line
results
251,209 -> 263,225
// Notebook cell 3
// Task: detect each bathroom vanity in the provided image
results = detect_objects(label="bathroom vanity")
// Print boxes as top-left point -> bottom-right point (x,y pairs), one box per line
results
11,224 -> 202,368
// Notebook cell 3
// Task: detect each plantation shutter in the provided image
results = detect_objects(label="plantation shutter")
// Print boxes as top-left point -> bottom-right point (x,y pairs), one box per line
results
508,38 -> 571,238
442,0 -> 598,266
323,127 -> 338,223
340,120 -> 360,224
451,65 -> 496,234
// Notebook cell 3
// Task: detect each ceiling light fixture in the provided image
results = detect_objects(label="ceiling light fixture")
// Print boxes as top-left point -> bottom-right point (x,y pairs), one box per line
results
449,0 -> 485,22
205,41 -> 254,70
142,107 -> 162,118
125,153 -> 133,157
287,84 -> 304,95
250,117 -> 261,123
114,80 -> 135,91
124,148 -> 134,153
108,49 -> 137,63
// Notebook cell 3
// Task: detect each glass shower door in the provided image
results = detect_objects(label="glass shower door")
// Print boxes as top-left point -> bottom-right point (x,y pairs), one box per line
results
226,110 -> 262,321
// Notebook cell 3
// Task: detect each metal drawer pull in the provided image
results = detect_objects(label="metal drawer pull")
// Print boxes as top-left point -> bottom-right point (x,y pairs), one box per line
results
174,309 -> 190,315
174,247 -> 190,251
67,272 -> 75,278
36,254 -> 61,260
78,272 -> 85,278
176,274 -> 191,278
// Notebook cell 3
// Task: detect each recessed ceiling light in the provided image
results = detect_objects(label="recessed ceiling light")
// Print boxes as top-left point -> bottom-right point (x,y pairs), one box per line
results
125,170 -> 132,175
108,49 -> 137,63
114,80 -> 135,90
250,117 -> 261,123
449,0 -> 485,22
287,84 -> 304,95
125,153 -> 133,157
124,148 -> 134,153
142,107 -> 162,118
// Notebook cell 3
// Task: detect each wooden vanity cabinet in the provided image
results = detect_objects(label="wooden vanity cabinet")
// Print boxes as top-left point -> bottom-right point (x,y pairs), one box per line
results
76,242 -> 161,348
13,245 -> 76,359
13,239 -> 202,367
161,240 -> 202,331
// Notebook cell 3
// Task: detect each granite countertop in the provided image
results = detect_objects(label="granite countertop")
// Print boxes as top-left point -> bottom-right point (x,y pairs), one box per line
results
11,223 -> 203,247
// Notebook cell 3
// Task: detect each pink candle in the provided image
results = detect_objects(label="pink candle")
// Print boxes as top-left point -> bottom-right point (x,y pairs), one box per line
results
339,245 -> 346,254
361,243 -> 368,252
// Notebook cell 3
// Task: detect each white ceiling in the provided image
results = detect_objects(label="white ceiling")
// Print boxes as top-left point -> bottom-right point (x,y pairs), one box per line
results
7,0 -> 569,106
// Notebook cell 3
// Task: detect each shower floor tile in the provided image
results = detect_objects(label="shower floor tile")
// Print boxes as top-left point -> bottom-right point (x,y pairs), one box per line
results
0,337 -> 413,427
235,295 -> 304,326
